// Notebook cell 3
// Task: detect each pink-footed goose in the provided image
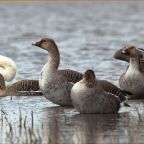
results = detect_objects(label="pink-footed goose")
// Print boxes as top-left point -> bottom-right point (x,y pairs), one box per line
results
32,38 -> 129,106
71,70 -> 121,114
32,38 -> 82,106
119,45 -> 144,99
0,55 -> 42,97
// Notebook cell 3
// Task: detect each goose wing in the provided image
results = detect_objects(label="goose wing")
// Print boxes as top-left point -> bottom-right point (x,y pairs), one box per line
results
59,69 -> 83,83
5,80 -> 42,96
98,80 -> 126,102
8,80 -> 40,91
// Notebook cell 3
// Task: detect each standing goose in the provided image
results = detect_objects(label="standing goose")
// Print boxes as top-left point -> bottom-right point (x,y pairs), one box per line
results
0,55 -> 42,96
71,69 -> 121,114
32,38 -> 82,106
119,45 -> 144,98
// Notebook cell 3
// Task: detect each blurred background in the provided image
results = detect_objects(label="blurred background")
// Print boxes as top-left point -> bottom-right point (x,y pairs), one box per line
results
1,0 -> 144,144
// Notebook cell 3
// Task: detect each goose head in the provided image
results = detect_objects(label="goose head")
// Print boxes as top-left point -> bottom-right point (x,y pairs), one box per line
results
114,45 -> 144,62
32,38 -> 58,53
121,45 -> 143,58
83,69 -> 96,88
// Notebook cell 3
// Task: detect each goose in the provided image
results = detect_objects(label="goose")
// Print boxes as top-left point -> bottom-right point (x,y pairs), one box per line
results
71,69 -> 121,114
118,45 -> 144,99
32,38 -> 82,106
32,38 -> 129,106
0,55 -> 42,97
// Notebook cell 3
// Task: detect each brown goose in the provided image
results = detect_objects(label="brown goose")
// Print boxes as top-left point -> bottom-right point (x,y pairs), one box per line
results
0,75 -> 42,97
119,45 -> 144,98
32,38 -> 83,106
71,69 -> 121,114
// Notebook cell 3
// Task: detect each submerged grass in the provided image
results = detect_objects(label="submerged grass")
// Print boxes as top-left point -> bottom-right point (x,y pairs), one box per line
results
0,106 -> 49,144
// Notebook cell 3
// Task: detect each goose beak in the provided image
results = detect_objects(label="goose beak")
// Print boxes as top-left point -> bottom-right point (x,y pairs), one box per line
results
122,50 -> 126,54
113,49 -> 129,62
32,41 -> 41,47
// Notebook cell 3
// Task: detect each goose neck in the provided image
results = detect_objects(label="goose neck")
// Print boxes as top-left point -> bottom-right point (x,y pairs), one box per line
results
129,58 -> 140,70
47,47 -> 60,70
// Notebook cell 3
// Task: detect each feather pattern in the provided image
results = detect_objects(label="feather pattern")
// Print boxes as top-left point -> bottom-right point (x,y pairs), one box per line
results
33,38 -> 83,106
0,76 -> 42,96
8,80 -> 40,92
118,45 -> 144,98
71,69 -> 122,114
98,80 -> 126,102
59,69 -> 83,83
0,74 -> 5,90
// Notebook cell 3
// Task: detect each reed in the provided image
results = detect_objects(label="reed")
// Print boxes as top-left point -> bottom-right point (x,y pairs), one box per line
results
0,106 -> 49,144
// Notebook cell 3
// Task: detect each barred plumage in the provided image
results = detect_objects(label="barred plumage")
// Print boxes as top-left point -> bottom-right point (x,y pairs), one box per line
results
0,74 -> 42,96
98,80 -> 126,102
118,45 -> 144,98
59,69 -> 83,83
8,80 -> 40,92
33,38 -> 83,106
71,69 -> 122,114
15,91 -> 42,96
0,74 -> 5,90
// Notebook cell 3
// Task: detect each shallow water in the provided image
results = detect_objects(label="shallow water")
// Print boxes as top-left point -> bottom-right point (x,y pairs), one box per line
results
1,1 -> 144,143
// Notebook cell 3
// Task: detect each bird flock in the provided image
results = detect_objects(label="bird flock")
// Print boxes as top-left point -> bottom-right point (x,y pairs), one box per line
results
0,38 -> 143,114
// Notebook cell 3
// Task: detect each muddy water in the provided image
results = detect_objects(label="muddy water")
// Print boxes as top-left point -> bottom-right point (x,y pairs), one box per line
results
1,1 -> 144,144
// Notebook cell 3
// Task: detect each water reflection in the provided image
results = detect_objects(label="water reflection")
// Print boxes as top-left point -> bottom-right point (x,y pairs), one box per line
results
40,101 -> 144,144
71,114 -> 120,144
41,107 -> 124,144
